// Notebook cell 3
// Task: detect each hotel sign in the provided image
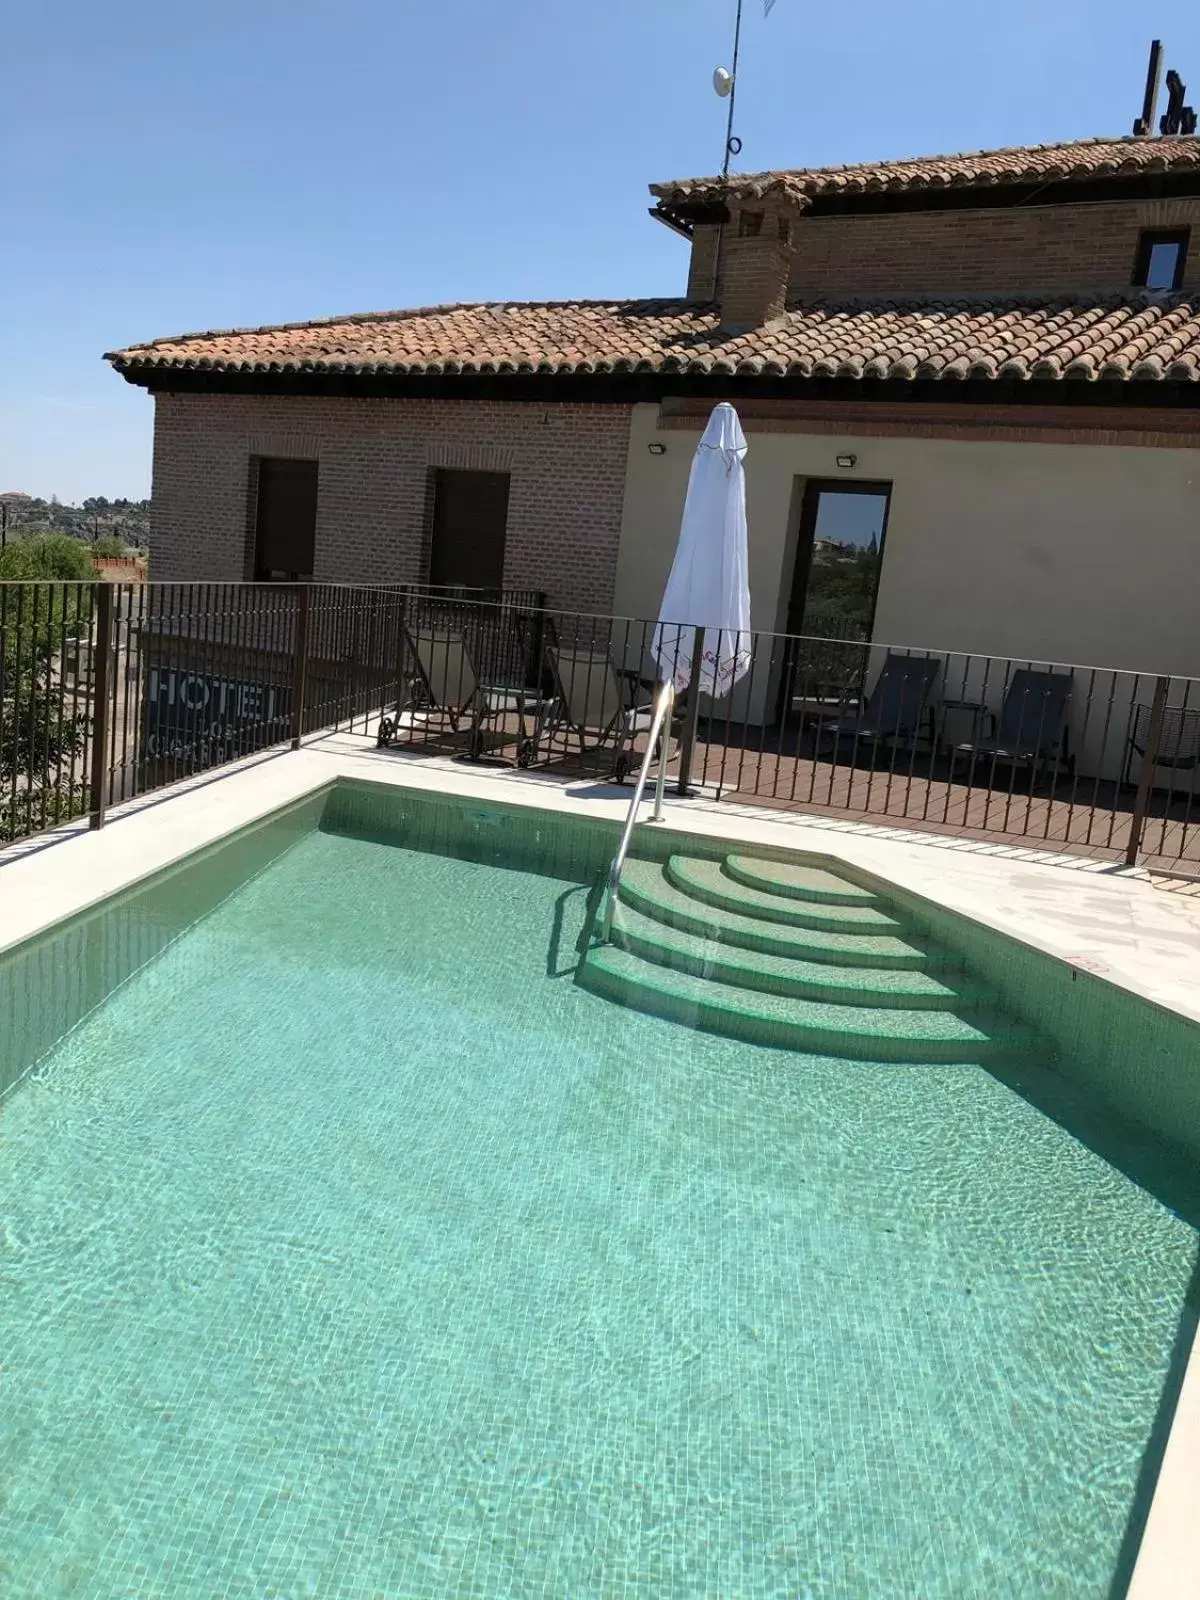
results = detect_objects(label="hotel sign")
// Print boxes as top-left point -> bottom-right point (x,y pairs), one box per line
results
144,667 -> 291,765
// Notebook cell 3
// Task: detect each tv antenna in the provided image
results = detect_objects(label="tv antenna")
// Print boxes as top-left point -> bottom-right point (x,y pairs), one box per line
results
715,0 -> 744,178
713,1 -> 778,178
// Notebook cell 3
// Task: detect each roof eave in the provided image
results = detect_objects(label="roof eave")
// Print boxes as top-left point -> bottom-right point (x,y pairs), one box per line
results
108,360 -> 1200,409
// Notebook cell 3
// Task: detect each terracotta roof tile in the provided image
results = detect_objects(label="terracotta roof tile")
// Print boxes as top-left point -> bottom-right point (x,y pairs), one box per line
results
107,293 -> 1200,386
651,134 -> 1200,207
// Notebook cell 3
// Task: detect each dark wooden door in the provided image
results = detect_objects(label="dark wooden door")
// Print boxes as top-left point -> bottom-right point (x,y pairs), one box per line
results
428,469 -> 510,591
254,458 -> 318,581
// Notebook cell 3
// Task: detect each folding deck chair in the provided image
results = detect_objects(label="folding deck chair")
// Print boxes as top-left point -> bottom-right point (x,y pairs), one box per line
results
809,652 -> 941,762
950,668 -> 1074,786
528,643 -> 656,779
377,625 -> 541,759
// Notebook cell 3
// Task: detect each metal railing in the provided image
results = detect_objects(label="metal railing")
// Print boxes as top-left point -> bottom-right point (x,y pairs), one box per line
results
3,580 -> 1200,877
0,581 -> 96,842
599,680 -> 675,942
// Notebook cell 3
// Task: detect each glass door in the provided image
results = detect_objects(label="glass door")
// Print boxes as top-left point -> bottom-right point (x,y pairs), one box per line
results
786,480 -> 892,643
777,480 -> 892,726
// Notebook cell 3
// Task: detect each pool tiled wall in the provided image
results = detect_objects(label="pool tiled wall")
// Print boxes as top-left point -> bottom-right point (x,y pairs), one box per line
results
320,779 -> 621,882
895,890 -> 1200,1159
0,790 -> 328,1101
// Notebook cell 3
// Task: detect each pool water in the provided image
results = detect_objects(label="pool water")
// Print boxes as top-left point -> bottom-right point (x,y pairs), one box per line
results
0,822 -> 1196,1597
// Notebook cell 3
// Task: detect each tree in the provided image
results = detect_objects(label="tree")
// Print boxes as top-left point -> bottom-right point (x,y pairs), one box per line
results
0,533 -> 95,582
0,536 -> 96,840
92,533 -> 131,560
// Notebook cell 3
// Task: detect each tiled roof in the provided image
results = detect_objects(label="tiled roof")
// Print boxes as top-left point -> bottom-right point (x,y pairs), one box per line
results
107,294 -> 1200,385
651,134 -> 1200,207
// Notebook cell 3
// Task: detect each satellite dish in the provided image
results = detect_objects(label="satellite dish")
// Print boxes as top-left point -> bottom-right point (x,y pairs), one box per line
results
713,66 -> 733,98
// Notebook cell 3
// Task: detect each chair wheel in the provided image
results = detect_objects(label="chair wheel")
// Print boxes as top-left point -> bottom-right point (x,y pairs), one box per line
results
376,717 -> 396,748
517,739 -> 534,769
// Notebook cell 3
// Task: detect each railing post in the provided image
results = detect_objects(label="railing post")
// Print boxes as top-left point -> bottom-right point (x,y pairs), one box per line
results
88,581 -> 113,830
1124,673 -> 1170,868
290,583 -> 311,750
675,624 -> 705,796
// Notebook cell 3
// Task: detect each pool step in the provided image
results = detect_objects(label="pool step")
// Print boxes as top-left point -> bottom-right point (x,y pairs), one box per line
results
580,850 -> 1033,1062
724,853 -> 881,906
666,855 -> 902,932
581,944 -> 1030,1065
618,858 -> 941,970
610,900 -> 987,1012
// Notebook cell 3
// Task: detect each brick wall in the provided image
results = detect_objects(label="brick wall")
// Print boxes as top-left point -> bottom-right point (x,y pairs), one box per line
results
150,393 -> 634,612
688,196 -> 1200,300
721,236 -> 792,328
687,225 -> 721,299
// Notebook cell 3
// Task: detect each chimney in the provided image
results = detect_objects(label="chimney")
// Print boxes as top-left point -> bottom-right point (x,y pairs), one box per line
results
719,187 -> 807,331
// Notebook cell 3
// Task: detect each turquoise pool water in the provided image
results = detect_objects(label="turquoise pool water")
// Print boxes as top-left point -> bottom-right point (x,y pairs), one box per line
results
0,810 -> 1196,1597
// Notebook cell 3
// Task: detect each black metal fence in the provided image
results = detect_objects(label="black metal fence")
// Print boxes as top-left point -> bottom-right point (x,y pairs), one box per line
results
3,580 -> 1199,876
0,581 -> 97,842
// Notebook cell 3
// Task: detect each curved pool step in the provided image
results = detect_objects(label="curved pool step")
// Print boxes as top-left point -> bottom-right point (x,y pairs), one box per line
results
610,900 -> 989,1012
619,858 -> 941,970
666,855 -> 903,932
581,944 -> 1031,1065
724,852 -> 881,907
580,849 -> 1036,1060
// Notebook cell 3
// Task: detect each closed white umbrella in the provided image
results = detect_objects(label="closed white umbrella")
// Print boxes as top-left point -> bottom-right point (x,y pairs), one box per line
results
651,402 -> 752,697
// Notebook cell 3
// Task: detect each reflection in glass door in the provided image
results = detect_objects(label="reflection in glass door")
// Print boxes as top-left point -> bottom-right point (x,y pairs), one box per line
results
777,480 -> 893,728
786,480 -> 892,642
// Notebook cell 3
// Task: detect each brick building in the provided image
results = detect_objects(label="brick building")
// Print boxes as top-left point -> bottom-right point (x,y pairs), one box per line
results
108,131 -> 1200,674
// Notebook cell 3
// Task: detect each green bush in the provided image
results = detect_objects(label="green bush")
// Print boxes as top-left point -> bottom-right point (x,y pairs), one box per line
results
91,534 -> 132,560
0,533 -> 96,582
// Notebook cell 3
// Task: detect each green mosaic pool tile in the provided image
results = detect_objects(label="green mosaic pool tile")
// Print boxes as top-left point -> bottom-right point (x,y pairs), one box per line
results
619,858 -> 941,969
581,943 -> 1032,1064
667,854 -> 904,932
320,779 -> 618,885
2,797 -> 1198,1595
724,853 -> 882,905
865,877 -> 1200,1162
610,899 -> 990,1012
0,789 -> 326,1103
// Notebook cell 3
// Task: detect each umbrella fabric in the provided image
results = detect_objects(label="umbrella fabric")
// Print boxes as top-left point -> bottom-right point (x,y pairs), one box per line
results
652,403 -> 752,697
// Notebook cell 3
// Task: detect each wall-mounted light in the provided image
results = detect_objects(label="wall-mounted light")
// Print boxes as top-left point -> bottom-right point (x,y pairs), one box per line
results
835,453 -> 857,470
648,442 -> 667,456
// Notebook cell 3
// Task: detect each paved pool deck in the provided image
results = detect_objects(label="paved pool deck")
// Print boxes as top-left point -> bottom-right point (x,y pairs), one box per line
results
3,730 -> 1200,1597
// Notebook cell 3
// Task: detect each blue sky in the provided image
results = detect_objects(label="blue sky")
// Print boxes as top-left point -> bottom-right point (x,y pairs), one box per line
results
1,0 -> 1193,501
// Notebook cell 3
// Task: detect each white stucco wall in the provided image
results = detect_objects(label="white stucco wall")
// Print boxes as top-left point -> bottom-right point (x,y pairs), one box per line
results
614,404 -> 1200,679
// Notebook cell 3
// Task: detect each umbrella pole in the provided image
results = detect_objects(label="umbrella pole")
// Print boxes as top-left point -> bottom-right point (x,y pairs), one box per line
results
676,625 -> 706,796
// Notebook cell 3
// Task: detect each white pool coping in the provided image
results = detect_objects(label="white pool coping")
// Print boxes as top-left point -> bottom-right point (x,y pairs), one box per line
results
3,731 -> 1200,1594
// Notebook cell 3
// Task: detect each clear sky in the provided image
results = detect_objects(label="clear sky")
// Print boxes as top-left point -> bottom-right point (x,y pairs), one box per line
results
1,0 -> 1194,502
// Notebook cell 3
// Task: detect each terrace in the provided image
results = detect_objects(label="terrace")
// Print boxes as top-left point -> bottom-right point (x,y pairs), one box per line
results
4,578 -> 1198,875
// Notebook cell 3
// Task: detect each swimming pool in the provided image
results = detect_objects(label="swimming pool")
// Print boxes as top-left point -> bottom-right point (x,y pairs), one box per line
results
0,782 -> 1196,1597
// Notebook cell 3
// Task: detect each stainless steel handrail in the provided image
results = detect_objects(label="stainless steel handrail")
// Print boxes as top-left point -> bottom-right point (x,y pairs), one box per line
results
599,680 -> 675,942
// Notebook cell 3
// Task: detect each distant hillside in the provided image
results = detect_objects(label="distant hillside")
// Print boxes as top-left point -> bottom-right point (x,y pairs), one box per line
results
0,493 -> 150,550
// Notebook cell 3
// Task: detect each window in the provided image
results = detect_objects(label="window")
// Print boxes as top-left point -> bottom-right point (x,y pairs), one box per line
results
1132,228 -> 1189,291
738,210 -> 763,238
251,458 -> 318,581
427,468 -> 510,592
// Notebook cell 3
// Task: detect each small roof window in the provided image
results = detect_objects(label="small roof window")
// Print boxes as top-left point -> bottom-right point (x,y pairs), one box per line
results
1132,228 -> 1189,291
